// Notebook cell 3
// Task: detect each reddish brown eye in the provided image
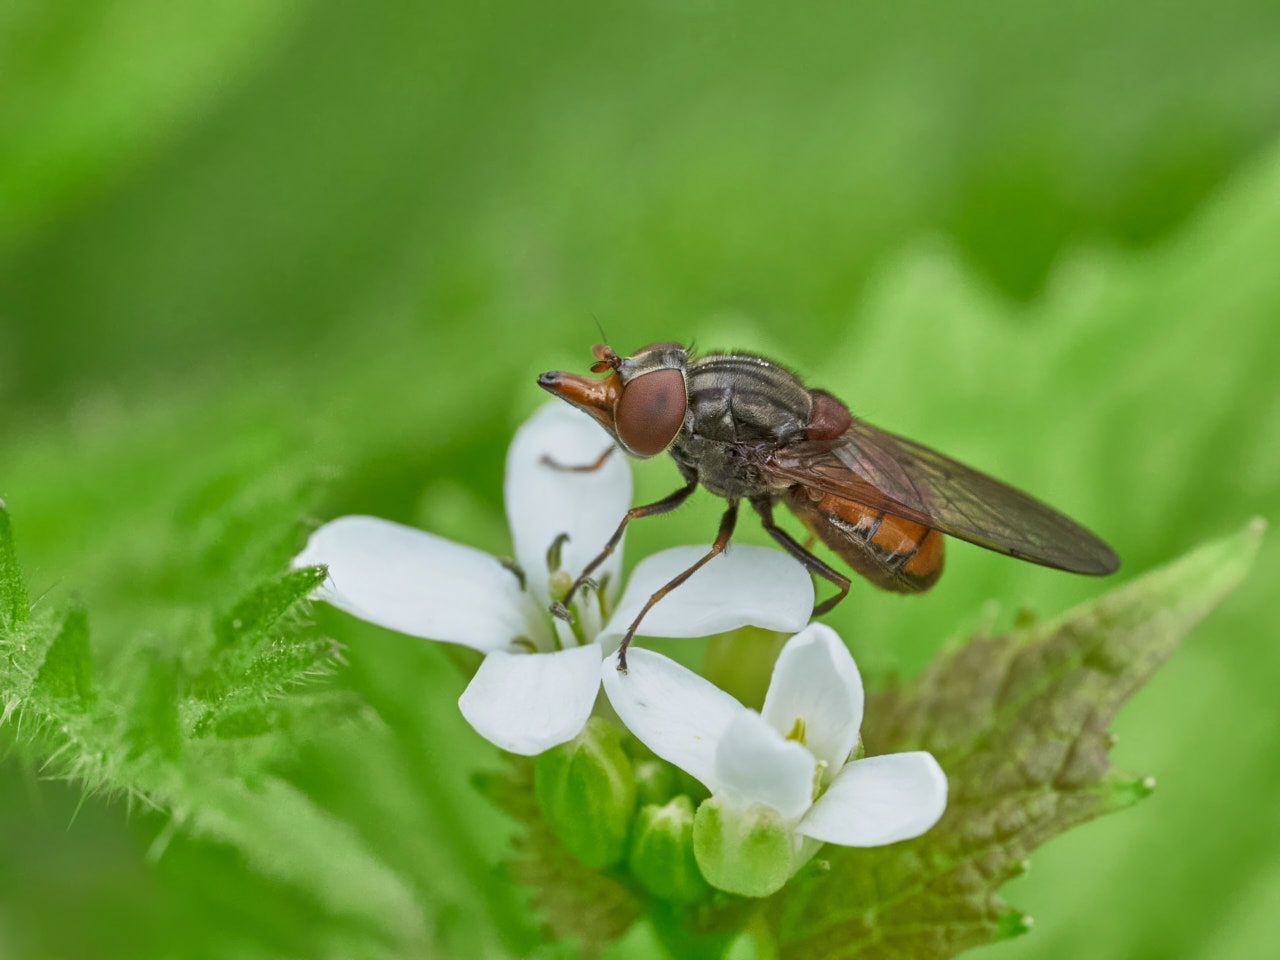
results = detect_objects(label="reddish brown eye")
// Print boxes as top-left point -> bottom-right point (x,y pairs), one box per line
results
615,368 -> 687,456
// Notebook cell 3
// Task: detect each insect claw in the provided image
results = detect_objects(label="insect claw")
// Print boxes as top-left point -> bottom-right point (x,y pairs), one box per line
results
549,602 -> 575,624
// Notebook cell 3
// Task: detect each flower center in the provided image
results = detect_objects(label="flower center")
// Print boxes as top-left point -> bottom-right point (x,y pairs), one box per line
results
784,716 -> 829,799
534,532 -> 610,650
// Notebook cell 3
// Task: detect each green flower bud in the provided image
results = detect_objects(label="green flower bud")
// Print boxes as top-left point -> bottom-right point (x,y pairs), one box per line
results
693,797 -> 795,898
628,795 -> 711,903
634,758 -> 679,808
535,717 -> 636,869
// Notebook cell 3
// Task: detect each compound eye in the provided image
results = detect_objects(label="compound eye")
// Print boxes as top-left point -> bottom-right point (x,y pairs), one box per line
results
615,368 -> 687,457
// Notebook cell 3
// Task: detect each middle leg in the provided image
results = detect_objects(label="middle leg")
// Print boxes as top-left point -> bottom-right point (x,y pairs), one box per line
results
751,496 -> 851,616
614,499 -> 739,672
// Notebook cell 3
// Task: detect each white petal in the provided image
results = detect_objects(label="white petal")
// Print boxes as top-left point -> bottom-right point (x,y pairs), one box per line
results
600,646 -> 744,790
294,515 -> 535,652
504,403 -> 632,605
598,545 -> 813,646
761,623 -> 864,779
458,644 -> 603,755
713,711 -> 816,822
798,752 -> 948,847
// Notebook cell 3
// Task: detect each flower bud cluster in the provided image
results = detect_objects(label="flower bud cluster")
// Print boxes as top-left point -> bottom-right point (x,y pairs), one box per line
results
535,718 -> 794,900
534,624 -> 948,900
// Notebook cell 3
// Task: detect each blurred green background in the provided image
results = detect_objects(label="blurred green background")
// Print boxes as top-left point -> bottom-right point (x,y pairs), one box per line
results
2,0 -> 1279,957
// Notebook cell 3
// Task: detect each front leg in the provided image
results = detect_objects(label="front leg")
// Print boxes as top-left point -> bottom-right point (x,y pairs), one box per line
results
541,445 -> 617,472
555,478 -> 699,615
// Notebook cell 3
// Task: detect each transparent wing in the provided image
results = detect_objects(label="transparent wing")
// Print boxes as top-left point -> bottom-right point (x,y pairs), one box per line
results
761,419 -> 1119,575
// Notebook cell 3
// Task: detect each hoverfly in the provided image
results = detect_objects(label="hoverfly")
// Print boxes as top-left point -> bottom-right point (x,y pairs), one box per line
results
539,341 -> 1119,670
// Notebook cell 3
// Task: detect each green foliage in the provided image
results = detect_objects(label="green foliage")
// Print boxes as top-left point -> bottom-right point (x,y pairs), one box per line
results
214,565 -> 328,647
536,717 -> 637,870
0,486 -> 384,952
36,604 -> 95,709
765,519 -> 1264,960
127,652 -> 182,760
0,502 -> 27,630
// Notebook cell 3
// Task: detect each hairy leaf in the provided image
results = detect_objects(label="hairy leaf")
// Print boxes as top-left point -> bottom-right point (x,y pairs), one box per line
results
214,565 -> 328,647
190,564 -> 343,732
126,651 -> 182,761
35,604 -> 94,709
0,501 -> 27,630
768,518 -> 1264,960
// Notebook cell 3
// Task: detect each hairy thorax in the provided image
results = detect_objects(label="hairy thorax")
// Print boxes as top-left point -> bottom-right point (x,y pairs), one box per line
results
667,353 -> 812,499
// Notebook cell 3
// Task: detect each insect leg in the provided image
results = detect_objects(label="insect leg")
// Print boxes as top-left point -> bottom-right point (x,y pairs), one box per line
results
750,496 -> 851,616
559,479 -> 699,611
541,445 -> 617,472
615,500 -> 739,673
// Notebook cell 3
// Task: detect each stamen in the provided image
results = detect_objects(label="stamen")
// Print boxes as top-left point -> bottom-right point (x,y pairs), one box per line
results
595,572 -> 613,618
545,532 -> 570,573
511,636 -> 537,653
811,760 -> 828,799
497,557 -> 527,591
785,716 -> 807,745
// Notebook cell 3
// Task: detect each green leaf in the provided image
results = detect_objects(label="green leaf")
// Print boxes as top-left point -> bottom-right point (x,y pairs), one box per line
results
0,500 -> 28,630
243,634 -> 339,681
768,518 -> 1265,960
214,564 -> 327,646
127,651 -> 181,760
35,603 -> 94,709
193,564 -> 341,714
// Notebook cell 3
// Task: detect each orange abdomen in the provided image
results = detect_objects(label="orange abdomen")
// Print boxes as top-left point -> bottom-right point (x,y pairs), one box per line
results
784,487 -> 945,593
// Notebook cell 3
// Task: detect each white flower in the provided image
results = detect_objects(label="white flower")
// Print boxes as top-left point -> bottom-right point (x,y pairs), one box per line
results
293,403 -> 815,756
601,622 -> 947,847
